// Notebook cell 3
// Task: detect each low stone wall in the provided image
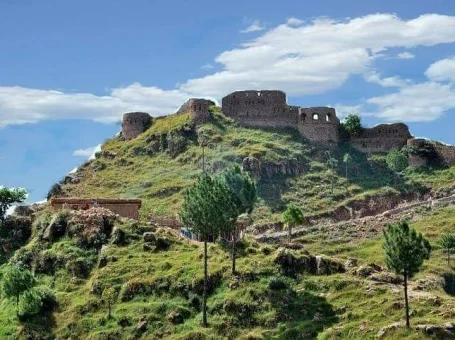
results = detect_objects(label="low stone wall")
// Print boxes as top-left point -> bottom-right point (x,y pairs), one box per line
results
50,198 -> 142,220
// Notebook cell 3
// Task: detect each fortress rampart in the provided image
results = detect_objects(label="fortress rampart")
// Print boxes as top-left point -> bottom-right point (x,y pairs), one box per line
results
350,123 -> 412,153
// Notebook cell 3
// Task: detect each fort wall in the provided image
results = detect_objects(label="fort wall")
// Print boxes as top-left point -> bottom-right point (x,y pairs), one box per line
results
350,123 -> 412,153
434,144 -> 455,166
177,98 -> 215,124
298,107 -> 340,143
50,198 -> 142,220
122,112 -> 152,140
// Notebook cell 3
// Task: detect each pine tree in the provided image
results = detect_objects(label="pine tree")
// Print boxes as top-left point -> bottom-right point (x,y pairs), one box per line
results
218,165 -> 257,274
180,174 -> 237,327
383,221 -> 431,328
1,265 -> 35,316
440,234 -> 455,266
282,204 -> 305,242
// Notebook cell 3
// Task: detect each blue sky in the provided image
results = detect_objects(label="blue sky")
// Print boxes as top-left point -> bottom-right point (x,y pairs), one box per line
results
1,0 -> 455,203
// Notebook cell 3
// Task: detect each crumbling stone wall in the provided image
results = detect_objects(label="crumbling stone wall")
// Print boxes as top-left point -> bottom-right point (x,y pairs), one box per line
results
50,198 -> 142,220
434,144 -> 455,166
298,107 -> 340,143
350,123 -> 412,153
177,98 -> 215,124
407,139 -> 430,168
222,90 -> 298,128
122,112 -> 152,140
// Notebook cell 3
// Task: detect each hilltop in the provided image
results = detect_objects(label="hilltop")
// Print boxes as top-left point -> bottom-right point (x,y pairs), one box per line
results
2,92 -> 455,339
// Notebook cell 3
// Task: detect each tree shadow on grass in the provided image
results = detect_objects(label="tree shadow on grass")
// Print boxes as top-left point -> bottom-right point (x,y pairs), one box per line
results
267,288 -> 338,339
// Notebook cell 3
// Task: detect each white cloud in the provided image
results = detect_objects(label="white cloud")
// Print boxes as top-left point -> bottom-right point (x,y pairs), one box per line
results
364,71 -> 412,87
0,83 -> 191,127
202,63 -> 214,69
367,82 -> 455,122
397,52 -> 415,59
73,144 -> 102,159
334,104 -> 364,120
425,55 -> 455,83
2,14 -> 455,127
286,17 -> 304,27
181,13 -> 455,97
240,20 -> 265,33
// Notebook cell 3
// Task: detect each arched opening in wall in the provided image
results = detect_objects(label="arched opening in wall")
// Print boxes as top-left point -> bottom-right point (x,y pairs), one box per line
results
312,113 -> 319,120
326,113 -> 331,122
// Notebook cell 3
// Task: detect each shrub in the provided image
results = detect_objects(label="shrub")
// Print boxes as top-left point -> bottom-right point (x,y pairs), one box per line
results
268,277 -> 287,291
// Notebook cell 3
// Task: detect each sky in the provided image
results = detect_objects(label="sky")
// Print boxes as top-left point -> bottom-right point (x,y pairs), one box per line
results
1,0 -> 455,203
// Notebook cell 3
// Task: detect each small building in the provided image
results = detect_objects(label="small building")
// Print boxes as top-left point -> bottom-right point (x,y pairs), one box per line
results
50,198 -> 142,220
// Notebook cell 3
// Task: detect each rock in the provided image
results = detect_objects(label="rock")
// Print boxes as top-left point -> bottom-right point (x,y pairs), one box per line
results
167,311 -> 184,324
242,157 -> 261,179
143,232 -> 156,243
136,320 -> 148,332
280,242 -> 304,250
95,150 -> 117,159
370,271 -> 402,284
42,215 -> 67,241
376,322 -> 404,338
90,280 -> 102,295
143,242 -> 154,251
356,266 -> 374,278
47,183 -> 63,199
315,255 -> 345,275
98,256 -> 108,268
110,227 -> 125,245
416,324 -> 455,339
12,205 -> 33,217
345,257 -> 358,268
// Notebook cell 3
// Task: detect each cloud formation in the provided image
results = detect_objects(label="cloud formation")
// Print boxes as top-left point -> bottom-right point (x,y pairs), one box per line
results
73,144 -> 102,158
1,13 -> 455,127
240,20 -> 265,33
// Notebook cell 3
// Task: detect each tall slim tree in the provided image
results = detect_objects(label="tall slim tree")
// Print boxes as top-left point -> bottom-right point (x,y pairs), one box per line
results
343,153 -> 352,179
219,165 -> 257,274
383,221 -> 431,328
282,204 -> 305,242
386,150 -> 408,186
180,174 -> 236,327
1,265 -> 35,316
440,234 -> 455,266
325,152 -> 339,197
0,187 -> 28,227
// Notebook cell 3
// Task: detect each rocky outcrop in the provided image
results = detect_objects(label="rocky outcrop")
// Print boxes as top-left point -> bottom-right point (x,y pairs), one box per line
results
242,156 -> 305,180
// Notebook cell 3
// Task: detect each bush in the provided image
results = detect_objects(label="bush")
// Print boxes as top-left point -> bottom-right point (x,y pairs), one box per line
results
268,277 -> 287,291
18,286 -> 56,318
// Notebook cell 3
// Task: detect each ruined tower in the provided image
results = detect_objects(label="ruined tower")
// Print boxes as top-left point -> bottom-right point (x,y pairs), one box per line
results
177,98 -> 215,124
121,112 -> 152,140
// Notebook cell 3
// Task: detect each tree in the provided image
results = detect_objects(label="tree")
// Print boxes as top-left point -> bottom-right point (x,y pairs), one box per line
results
180,174 -> 237,327
383,221 -> 431,328
440,234 -> 455,266
325,152 -> 339,197
282,204 -> 305,242
343,153 -> 352,179
1,265 -> 35,316
218,165 -> 257,274
0,186 -> 28,227
102,286 -> 117,319
386,150 -> 408,185
342,113 -> 362,137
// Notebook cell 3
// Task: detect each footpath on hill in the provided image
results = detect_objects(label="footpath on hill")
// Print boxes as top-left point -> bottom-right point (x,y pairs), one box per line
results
251,194 -> 455,243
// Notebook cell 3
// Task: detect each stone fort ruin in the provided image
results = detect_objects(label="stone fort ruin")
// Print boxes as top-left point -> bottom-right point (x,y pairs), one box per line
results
120,89 -> 454,162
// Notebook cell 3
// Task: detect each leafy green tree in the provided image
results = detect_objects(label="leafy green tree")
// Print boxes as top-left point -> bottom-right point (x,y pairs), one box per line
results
102,286 -> 117,319
386,150 -> 408,185
343,153 -> 352,179
0,186 -> 28,226
180,174 -> 237,327
342,113 -> 362,137
440,234 -> 455,266
282,204 -> 305,242
383,221 -> 431,328
219,165 -> 257,274
1,265 -> 35,316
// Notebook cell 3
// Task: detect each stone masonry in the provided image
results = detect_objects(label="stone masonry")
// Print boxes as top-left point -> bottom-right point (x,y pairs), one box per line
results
176,98 -> 215,124
50,198 -> 142,220
122,112 -> 152,140
221,90 -> 340,143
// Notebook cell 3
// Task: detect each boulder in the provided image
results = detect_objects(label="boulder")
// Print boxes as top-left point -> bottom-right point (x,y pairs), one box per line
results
167,311 -> 184,324
110,227 -> 125,245
143,232 -> 156,243
42,215 -> 67,241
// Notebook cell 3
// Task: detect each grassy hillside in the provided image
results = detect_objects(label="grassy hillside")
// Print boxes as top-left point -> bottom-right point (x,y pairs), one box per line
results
2,108 -> 455,339
57,108 -> 454,223
2,204 -> 455,339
